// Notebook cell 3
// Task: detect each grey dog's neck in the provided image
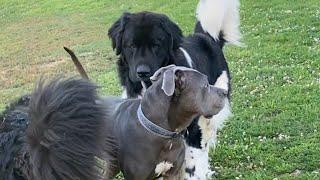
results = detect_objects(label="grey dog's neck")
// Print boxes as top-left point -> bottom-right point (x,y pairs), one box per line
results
140,83 -> 197,132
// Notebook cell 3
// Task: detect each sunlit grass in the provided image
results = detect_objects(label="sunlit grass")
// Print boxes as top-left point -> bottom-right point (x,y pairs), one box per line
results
0,0 -> 319,179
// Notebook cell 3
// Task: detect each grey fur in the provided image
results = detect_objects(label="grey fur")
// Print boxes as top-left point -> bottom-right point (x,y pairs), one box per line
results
1,66 -> 227,180
103,65 -> 227,179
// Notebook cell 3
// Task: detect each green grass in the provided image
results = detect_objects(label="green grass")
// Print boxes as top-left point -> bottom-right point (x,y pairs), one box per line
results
0,0 -> 319,179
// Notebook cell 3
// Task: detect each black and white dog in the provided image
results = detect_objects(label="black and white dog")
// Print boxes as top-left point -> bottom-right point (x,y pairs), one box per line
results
108,0 -> 241,178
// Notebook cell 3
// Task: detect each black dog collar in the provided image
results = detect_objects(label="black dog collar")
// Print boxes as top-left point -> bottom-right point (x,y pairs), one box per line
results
137,104 -> 181,139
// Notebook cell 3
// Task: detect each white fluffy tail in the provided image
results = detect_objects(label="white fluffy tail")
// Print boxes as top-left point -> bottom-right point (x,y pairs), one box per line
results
196,0 -> 242,46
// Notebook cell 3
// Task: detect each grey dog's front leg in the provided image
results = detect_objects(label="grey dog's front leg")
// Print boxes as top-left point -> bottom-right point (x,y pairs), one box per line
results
162,161 -> 186,180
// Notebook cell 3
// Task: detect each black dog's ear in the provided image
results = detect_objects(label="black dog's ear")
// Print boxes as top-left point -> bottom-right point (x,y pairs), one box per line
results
108,13 -> 131,55
160,15 -> 183,56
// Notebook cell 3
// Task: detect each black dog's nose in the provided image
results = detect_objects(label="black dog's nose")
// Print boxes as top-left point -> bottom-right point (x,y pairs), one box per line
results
136,65 -> 151,79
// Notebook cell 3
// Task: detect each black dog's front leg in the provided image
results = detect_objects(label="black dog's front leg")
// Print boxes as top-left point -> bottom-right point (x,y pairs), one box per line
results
184,117 -> 202,149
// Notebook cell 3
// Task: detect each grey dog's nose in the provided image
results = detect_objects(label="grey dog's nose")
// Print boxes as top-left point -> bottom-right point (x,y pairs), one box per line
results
136,65 -> 151,79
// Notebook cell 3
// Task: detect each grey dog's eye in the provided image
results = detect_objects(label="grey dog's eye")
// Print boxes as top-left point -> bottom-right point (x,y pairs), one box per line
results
204,83 -> 209,88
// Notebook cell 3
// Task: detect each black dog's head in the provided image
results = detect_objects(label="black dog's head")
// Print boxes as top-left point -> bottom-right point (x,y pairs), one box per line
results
108,12 -> 182,86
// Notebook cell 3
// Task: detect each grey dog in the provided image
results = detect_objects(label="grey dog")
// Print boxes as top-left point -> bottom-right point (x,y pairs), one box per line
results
103,65 -> 227,179
0,63 -> 226,179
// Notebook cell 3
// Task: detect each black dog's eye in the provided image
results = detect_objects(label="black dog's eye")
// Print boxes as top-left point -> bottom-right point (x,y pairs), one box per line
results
128,44 -> 136,50
152,44 -> 160,51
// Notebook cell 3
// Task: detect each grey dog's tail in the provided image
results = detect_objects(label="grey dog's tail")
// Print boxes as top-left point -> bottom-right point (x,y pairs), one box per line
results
27,78 -> 106,180
63,46 -> 90,80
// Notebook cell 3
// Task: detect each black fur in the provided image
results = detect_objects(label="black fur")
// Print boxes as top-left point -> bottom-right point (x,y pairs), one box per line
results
194,21 -> 226,48
108,12 -> 132,55
185,166 -> 196,177
184,117 -> 202,148
108,12 -> 231,148
108,12 -> 183,97
0,95 -> 31,180
0,78 -> 107,180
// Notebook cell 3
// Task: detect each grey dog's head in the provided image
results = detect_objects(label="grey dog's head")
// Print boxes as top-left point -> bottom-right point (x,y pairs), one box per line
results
149,65 -> 227,119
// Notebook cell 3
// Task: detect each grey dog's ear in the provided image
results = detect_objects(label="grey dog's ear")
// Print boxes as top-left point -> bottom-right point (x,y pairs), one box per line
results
162,68 -> 175,96
150,65 -> 187,96
162,68 -> 186,96
150,65 -> 176,82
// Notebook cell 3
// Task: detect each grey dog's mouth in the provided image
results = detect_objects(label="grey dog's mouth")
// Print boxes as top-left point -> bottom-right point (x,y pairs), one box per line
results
204,115 -> 214,119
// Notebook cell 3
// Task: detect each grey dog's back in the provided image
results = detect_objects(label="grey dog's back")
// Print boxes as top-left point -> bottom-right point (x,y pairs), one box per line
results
101,96 -> 124,116
101,96 -> 140,123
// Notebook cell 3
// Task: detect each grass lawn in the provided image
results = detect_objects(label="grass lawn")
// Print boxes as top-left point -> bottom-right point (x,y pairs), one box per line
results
0,0 -> 319,179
